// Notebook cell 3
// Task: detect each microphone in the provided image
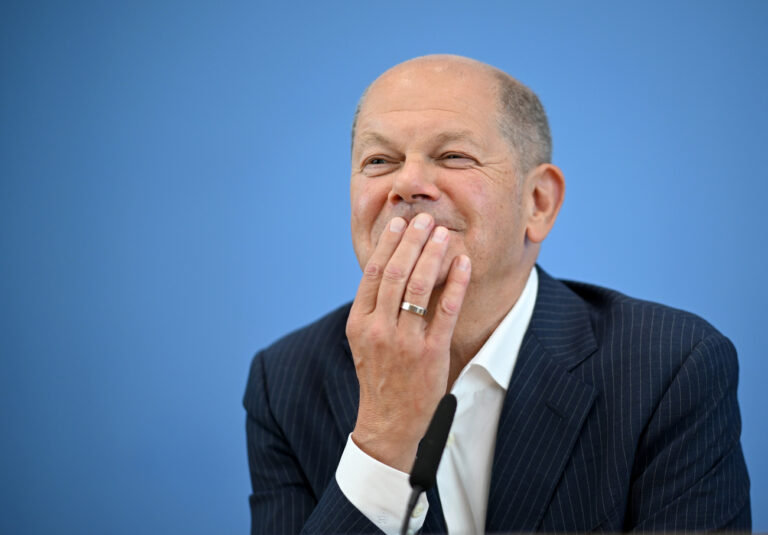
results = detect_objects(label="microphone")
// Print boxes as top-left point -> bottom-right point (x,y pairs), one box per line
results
400,393 -> 457,535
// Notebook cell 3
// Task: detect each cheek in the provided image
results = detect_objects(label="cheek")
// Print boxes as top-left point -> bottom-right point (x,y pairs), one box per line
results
351,176 -> 389,217
351,187 -> 384,238
454,184 -> 525,270
350,181 -> 390,264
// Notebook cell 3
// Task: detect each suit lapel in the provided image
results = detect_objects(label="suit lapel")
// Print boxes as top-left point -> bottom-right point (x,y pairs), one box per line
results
423,485 -> 448,533
486,268 -> 598,532
324,338 -> 359,438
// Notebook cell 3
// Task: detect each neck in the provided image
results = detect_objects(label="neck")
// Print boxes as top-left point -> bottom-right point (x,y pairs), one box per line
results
441,263 -> 534,389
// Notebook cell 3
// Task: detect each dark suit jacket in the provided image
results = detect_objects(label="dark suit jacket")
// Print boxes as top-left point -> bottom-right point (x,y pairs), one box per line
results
244,267 -> 750,533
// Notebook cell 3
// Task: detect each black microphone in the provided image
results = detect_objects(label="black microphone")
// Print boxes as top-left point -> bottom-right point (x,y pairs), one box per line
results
400,393 -> 457,535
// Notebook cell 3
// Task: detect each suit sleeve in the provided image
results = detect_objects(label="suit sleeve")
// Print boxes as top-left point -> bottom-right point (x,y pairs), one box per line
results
627,333 -> 751,531
244,351 -> 382,534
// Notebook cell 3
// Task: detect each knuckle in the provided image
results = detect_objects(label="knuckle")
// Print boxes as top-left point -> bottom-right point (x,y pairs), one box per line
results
383,264 -> 406,282
366,323 -> 387,345
406,278 -> 429,297
395,333 -> 418,355
363,262 -> 383,280
346,317 -> 360,337
440,297 -> 460,316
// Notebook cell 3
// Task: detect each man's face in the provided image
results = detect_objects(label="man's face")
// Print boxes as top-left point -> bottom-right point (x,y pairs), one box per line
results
350,60 -> 532,291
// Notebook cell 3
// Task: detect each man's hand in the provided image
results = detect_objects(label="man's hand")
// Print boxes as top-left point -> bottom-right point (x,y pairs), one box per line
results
345,213 -> 471,473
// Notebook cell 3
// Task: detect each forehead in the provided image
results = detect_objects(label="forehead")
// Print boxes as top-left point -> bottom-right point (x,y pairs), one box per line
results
355,63 -> 501,148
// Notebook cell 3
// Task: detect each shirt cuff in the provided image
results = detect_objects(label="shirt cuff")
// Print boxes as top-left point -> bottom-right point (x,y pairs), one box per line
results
335,434 -> 429,535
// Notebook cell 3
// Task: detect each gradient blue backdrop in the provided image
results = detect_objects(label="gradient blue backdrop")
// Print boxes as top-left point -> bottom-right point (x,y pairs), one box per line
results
2,1 -> 766,533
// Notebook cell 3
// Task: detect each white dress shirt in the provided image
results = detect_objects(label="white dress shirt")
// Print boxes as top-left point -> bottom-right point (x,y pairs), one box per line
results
336,268 -> 539,535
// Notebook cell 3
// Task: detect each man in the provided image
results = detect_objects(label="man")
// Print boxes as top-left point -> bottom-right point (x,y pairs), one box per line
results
244,55 -> 750,534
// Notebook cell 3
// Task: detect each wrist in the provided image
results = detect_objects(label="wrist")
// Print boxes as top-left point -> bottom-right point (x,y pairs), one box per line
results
351,428 -> 418,473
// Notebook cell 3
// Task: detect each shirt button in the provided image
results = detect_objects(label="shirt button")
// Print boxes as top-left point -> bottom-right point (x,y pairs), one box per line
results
411,503 -> 425,517
446,432 -> 456,446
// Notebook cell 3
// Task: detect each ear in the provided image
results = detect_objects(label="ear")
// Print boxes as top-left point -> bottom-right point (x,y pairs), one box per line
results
524,163 -> 565,243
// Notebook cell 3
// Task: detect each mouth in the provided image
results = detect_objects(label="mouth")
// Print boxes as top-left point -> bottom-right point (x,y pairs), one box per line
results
370,218 -> 463,251
398,215 -> 463,233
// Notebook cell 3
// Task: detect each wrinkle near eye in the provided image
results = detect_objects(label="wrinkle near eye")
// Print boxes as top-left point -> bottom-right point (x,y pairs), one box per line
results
441,157 -> 475,169
361,159 -> 399,176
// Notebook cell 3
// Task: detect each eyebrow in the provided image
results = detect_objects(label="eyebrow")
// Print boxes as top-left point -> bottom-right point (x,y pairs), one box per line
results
432,130 -> 483,150
354,129 -> 483,154
355,132 -> 394,153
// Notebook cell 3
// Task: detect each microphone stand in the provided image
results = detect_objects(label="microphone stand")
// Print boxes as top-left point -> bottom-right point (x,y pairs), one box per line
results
399,394 -> 457,535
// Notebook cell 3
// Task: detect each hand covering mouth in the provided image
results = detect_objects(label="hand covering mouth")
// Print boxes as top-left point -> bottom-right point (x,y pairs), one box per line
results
395,212 -> 464,233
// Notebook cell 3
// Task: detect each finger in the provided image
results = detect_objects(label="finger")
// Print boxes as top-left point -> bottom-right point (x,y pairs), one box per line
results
426,255 -> 471,347
398,225 -> 450,332
351,217 -> 407,316
376,213 -> 435,321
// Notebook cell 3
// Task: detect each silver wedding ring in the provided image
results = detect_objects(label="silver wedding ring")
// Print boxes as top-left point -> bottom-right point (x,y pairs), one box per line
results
400,301 -> 427,317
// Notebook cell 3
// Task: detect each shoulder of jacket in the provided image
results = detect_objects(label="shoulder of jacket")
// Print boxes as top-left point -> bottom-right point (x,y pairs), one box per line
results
255,301 -> 353,372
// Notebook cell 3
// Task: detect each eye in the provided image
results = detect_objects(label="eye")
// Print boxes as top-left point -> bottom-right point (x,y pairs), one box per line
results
361,156 -> 397,176
440,153 -> 476,168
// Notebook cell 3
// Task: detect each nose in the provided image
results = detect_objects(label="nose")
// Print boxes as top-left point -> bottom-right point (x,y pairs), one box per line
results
388,156 -> 441,204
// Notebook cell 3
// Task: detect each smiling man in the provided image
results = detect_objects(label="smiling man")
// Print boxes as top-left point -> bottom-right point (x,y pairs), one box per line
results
244,55 -> 750,534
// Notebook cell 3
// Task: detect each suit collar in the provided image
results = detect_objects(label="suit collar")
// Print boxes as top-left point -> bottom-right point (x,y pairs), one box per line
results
527,265 -> 598,370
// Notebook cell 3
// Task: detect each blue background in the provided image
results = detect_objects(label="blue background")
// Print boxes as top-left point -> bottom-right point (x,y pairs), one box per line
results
1,1 -> 766,533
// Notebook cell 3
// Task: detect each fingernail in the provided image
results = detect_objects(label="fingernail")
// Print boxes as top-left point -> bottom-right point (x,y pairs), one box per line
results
457,255 -> 470,271
389,217 -> 406,233
432,226 -> 448,243
413,213 -> 431,230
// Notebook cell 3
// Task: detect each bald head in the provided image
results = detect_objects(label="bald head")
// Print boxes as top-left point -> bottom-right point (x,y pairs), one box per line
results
351,55 -> 551,174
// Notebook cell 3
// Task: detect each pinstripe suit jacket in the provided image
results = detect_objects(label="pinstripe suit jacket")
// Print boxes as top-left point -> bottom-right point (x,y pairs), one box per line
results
244,267 -> 751,533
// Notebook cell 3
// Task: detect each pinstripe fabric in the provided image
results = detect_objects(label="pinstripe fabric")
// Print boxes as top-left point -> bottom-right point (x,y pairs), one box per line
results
244,266 -> 750,533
